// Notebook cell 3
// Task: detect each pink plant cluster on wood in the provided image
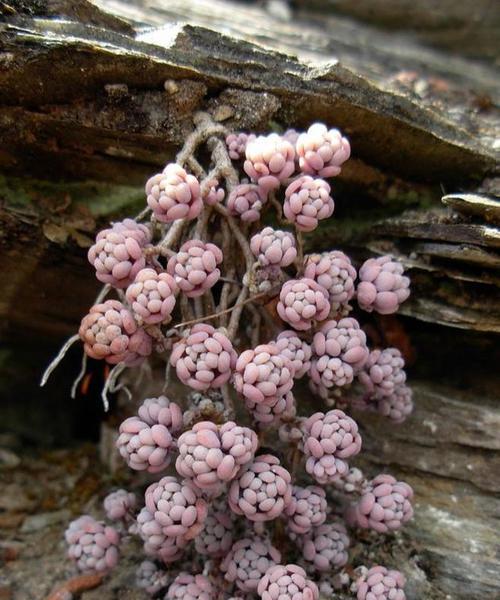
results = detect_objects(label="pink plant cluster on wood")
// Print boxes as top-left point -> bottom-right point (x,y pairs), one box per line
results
59,117 -> 415,598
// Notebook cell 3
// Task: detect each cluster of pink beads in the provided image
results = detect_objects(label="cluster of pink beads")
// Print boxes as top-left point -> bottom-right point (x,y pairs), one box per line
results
65,120 -> 417,600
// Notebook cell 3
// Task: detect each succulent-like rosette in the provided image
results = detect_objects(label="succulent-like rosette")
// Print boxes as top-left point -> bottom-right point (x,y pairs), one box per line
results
65,515 -> 120,573
257,564 -> 319,600
358,348 -> 406,400
310,318 -> 368,387
167,240 -> 223,298
135,560 -> 170,596
221,537 -> 281,592
301,410 -> 362,484
228,454 -> 292,522
355,566 -> 406,600
176,420 -> 258,490
357,256 -> 410,315
166,573 -> 214,600
299,522 -> 350,572
250,227 -> 297,267
194,498 -> 234,557
78,300 -> 152,366
88,218 -> 151,289
146,163 -> 202,223
103,489 -> 137,522
284,176 -> 334,232
275,331 -> 312,378
277,278 -> 330,331
136,507 -> 187,563
304,251 -> 356,311
377,384 -> 413,423
245,390 -> 296,426
126,268 -> 178,325
244,133 -> 296,190
296,123 -> 350,177
226,132 -> 256,160
285,485 -> 327,534
227,183 -> 267,222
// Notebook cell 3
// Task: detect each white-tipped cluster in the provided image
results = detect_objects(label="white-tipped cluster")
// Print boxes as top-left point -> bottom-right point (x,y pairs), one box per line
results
300,522 -> 350,572
257,564 -> 319,600
244,133 -> 296,191
285,485 -> 327,534
126,268 -> 178,325
167,240 -> 223,298
284,176 -> 334,232
277,278 -> 331,331
250,227 -> 297,267
227,183 -> 267,222
296,123 -> 351,177
221,537 -> 281,592
304,251 -> 357,311
357,256 -> 410,315
176,420 -> 258,491
65,515 -> 120,573
275,331 -> 312,378
310,318 -> 369,388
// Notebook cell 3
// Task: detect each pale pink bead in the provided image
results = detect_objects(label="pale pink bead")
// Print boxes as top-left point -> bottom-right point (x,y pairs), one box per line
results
275,331 -> 312,378
332,467 -> 367,494
116,395 -> 182,473
296,123 -> 350,177
221,537 -> 281,592
125,268 -> 178,325
202,177 -> 225,206
233,343 -> 295,406
136,507 -> 187,563
88,219 -> 151,289
195,498 -> 234,556
257,564 -> 319,600
228,454 -> 292,522
310,318 -> 369,388
357,256 -> 410,315
245,390 -> 296,426
284,176 -> 334,232
103,489 -> 137,521
352,474 -> 414,533
277,278 -> 330,331
304,251 -> 356,311
146,163 -> 202,223
136,560 -> 170,595
250,227 -> 297,267
283,128 -> 300,146
356,566 -> 406,600
144,476 -> 208,542
299,522 -> 350,572
65,515 -> 120,573
166,573 -> 214,600
78,300 -> 152,366
358,348 -> 406,400
176,420 -> 258,491
377,384 -> 414,423
167,240 -> 223,298
301,410 -> 362,484
285,485 -> 327,534
227,183 -> 267,222
244,133 -> 296,191
170,323 -> 237,391
226,132 -> 256,160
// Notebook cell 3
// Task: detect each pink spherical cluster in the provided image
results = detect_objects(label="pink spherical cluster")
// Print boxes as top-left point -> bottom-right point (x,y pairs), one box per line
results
146,163 -> 202,223
358,348 -> 406,400
284,176 -> 334,232
176,420 -> 258,491
304,251 -> 357,311
222,537 -> 281,592
126,268 -> 178,325
227,183 -> 267,222
277,278 -> 330,331
170,324 -> 237,391
300,522 -> 350,572
65,515 -> 120,573
250,227 -> 297,267
194,499 -> 234,556
226,132 -> 256,160
166,573 -> 214,600
88,218 -> 151,289
285,485 -> 327,534
145,476 -> 208,543
257,564 -> 319,600
229,454 -> 292,522
356,566 -> 406,600
79,300 -> 152,366
244,133 -> 296,191
103,489 -> 137,521
275,331 -> 312,378
234,344 -> 295,405
351,474 -> 414,533
167,240 -> 223,298
137,507 -> 187,563
117,396 -> 182,473
296,123 -> 351,177
357,256 -> 410,315
310,318 -> 369,388
301,410 -> 362,484
245,390 -> 296,426
136,560 -> 170,595
378,384 -> 413,423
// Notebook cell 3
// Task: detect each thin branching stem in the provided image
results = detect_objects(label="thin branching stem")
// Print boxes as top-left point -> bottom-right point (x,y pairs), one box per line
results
40,334 -> 80,387
70,352 -> 88,399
